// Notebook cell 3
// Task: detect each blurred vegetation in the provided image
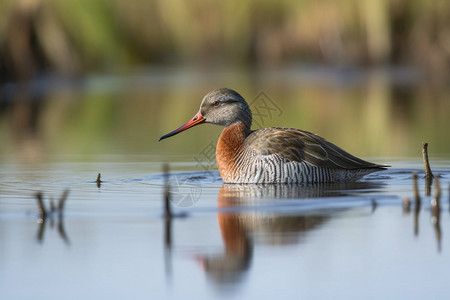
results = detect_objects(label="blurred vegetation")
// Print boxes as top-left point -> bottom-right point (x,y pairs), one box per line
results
1,73 -> 450,164
1,0 -> 450,82
1,0 -> 450,165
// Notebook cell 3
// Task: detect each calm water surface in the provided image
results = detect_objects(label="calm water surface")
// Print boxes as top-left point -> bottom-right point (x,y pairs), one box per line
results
1,69 -> 450,299
1,156 -> 450,299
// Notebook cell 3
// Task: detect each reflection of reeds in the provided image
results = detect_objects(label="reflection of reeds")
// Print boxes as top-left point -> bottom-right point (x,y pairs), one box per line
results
431,174 -> 441,215
410,170 -> 442,252
431,174 -> 441,252
162,163 -> 173,279
402,196 -> 410,214
412,172 -> 420,208
412,172 -> 420,236
35,189 -> 70,244
162,163 -> 172,220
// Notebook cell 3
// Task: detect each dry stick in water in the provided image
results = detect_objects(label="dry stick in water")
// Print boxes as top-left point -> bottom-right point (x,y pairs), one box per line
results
58,189 -> 70,245
36,193 -> 46,242
36,192 -> 46,221
49,198 -> 56,213
422,142 -> 434,179
58,189 -> 70,215
35,190 -> 70,244
96,173 -> 102,188
422,142 -> 433,196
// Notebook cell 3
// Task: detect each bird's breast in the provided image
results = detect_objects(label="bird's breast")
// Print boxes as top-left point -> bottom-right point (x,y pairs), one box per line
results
216,122 -> 249,180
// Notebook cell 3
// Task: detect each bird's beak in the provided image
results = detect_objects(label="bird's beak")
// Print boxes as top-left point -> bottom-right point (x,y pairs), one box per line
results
159,110 -> 206,141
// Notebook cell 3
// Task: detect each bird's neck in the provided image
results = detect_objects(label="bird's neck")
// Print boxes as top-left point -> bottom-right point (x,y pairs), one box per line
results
216,121 -> 250,179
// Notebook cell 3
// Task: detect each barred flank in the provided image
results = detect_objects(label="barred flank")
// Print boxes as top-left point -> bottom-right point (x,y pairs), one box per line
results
224,152 -> 375,184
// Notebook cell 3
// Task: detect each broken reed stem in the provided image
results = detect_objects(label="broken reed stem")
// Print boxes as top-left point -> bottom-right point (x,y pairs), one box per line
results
163,163 -> 172,219
58,189 -> 70,214
422,142 -> 433,179
96,173 -> 102,188
36,192 -> 46,221
34,190 -> 70,244
50,198 -> 56,213
36,190 -> 69,220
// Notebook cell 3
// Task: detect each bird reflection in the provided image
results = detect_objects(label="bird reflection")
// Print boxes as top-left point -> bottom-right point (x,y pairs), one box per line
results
219,180 -> 383,200
197,181 -> 381,286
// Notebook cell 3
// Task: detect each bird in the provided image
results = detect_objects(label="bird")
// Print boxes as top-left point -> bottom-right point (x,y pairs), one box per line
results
159,88 -> 387,184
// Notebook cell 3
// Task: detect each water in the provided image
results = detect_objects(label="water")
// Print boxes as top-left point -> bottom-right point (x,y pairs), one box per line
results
1,156 -> 449,299
1,68 -> 450,299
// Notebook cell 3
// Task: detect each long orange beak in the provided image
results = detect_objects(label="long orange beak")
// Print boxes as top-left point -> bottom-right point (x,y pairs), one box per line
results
159,110 -> 206,141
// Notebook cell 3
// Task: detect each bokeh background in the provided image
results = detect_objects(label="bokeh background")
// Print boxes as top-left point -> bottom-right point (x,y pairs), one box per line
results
1,0 -> 449,164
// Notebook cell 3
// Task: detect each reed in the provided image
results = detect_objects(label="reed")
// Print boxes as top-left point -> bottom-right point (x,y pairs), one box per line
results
1,0 -> 450,80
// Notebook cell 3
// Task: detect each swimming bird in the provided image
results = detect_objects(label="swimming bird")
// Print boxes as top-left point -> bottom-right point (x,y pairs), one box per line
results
159,88 -> 387,183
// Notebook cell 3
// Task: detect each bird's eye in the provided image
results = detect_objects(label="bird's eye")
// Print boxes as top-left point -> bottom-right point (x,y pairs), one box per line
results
213,101 -> 220,107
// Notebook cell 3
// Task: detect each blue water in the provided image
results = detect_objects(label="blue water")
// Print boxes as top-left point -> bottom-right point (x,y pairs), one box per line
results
0,157 -> 449,299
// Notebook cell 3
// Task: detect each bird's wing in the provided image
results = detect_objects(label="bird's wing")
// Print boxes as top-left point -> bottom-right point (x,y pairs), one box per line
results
245,127 -> 386,169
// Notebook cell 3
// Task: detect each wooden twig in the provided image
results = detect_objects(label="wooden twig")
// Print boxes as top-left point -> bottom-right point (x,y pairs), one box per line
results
96,173 -> 102,188
58,216 -> 70,245
49,198 -> 56,214
422,142 -> 433,179
36,192 -> 46,243
57,189 -> 70,245
35,190 -> 70,245
36,192 -> 46,221
58,189 -> 70,214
